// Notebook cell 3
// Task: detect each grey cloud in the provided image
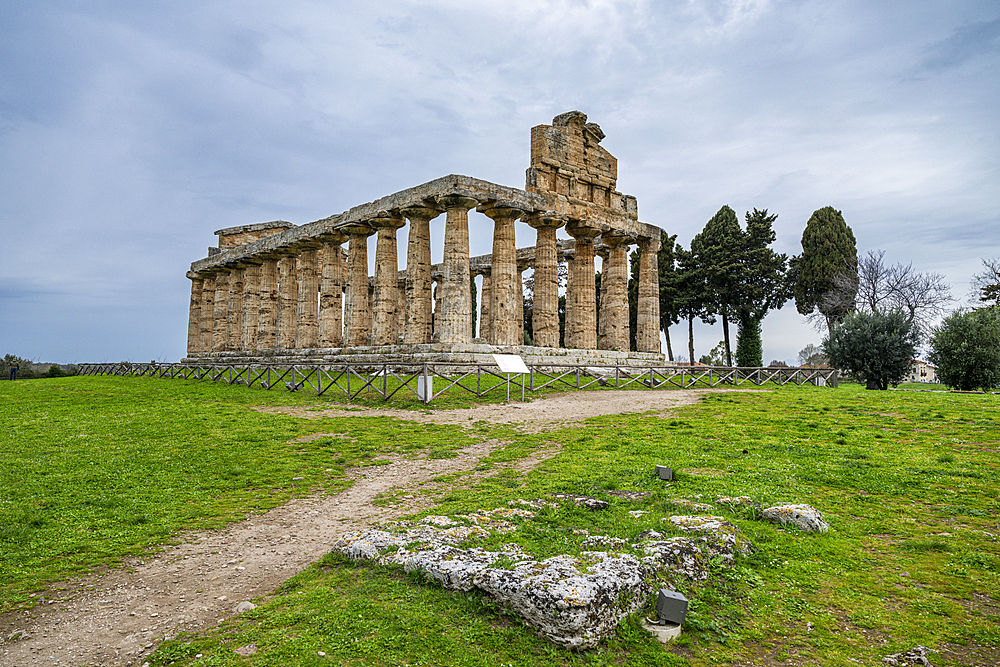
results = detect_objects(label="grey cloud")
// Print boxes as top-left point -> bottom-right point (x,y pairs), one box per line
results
917,17 -> 1000,73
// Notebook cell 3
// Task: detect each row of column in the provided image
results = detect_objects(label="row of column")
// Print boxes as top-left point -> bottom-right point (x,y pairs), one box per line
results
187,201 -> 661,356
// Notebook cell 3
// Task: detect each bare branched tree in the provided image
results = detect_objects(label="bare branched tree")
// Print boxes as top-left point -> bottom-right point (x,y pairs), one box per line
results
819,250 -> 952,341
969,257 -> 1000,306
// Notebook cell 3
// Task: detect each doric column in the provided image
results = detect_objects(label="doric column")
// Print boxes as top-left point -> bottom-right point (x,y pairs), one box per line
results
186,276 -> 204,356
637,235 -> 662,353
318,233 -> 346,348
257,257 -> 279,350
295,244 -> 321,349
401,204 -> 442,344
479,202 -> 524,345
226,268 -> 245,351
563,251 -> 575,347
524,211 -> 567,348
277,252 -> 299,350
342,223 -> 375,347
436,195 -> 480,344
477,269 -> 492,341
369,212 -> 406,347
565,219 -> 602,350
212,270 -> 230,353
241,261 -> 262,352
199,274 -> 216,355
598,232 -> 633,351
396,278 -> 407,334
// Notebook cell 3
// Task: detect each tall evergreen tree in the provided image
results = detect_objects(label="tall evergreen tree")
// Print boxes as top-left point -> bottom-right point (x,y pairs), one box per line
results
691,206 -> 743,365
673,245 -> 716,363
656,231 -> 681,361
794,206 -> 858,333
733,209 -> 793,367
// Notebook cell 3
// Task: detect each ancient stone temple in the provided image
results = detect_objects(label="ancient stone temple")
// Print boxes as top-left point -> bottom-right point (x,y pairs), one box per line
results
184,111 -> 665,365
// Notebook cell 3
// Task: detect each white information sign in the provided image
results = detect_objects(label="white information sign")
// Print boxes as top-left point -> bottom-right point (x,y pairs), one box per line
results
492,354 -> 529,374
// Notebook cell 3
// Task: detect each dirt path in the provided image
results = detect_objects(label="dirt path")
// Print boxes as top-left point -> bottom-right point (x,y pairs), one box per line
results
0,389 -> 739,666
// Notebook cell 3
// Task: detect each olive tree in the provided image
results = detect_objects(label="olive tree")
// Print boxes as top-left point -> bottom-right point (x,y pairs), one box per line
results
822,310 -> 919,390
928,308 -> 1000,391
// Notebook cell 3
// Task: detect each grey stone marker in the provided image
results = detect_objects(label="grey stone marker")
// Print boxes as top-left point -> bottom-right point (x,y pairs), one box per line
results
655,465 -> 673,481
655,589 -> 688,625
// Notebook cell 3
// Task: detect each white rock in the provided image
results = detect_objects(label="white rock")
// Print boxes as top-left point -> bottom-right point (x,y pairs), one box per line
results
666,515 -> 755,559
638,537 -> 709,580
761,504 -> 829,533
403,545 -> 530,591
234,601 -> 257,613
473,553 -> 651,649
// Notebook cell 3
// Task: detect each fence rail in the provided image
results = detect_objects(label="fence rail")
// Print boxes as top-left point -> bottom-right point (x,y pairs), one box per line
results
77,362 -> 838,403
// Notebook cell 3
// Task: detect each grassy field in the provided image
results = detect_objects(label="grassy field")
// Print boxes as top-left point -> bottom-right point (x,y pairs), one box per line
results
1,376 -> 998,666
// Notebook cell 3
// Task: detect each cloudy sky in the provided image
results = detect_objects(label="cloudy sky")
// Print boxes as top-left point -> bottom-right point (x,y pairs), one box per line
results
2,0 -> 997,365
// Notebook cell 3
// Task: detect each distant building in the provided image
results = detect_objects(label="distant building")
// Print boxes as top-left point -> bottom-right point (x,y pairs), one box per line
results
907,359 -> 939,383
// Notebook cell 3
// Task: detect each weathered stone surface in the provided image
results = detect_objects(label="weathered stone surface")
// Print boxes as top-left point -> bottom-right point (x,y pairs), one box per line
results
598,231 -> 631,351
240,263 -> 260,351
343,224 -> 374,347
761,504 -> 829,533
667,515 -> 755,560
212,270 -> 229,353
198,274 -> 216,354
403,545 -> 530,591
370,213 -> 406,346
549,493 -> 609,510
668,498 -> 715,512
256,259 -> 279,350
882,645 -> 933,666
318,237 -> 345,347
636,235 -> 661,353
480,203 -> 523,345
473,553 -> 652,649
581,535 -> 629,549
226,268 -> 245,352
638,537 -> 709,581
525,212 -> 566,348
187,277 -> 203,356
564,219 -> 601,350
437,196 -> 480,344
276,254 -> 299,349
295,248 -> 320,349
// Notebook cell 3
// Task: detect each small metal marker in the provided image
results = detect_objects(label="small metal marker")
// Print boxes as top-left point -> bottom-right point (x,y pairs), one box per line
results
656,589 -> 688,625
655,465 -> 673,481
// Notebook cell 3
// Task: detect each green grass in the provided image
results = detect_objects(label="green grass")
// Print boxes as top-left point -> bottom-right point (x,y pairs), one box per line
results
2,377 -> 999,666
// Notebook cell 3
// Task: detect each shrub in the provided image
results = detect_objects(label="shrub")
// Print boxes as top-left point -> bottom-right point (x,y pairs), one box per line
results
928,308 -> 1000,391
822,310 -> 918,390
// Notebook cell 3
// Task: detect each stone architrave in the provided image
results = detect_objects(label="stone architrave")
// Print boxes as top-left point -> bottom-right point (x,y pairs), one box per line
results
565,219 -> 602,350
212,270 -> 230,353
369,212 -> 406,347
599,231 -> 633,352
226,268 -> 245,351
524,211 -> 567,348
435,195 -> 480,344
318,233 -> 346,348
199,274 -> 216,355
241,262 -> 261,352
257,257 -> 280,350
186,277 -> 203,356
636,235 -> 662,353
277,252 -> 299,350
295,245 -> 321,349
342,223 -> 375,347
479,202 -> 524,346
402,204 -> 442,344
477,269 -> 492,340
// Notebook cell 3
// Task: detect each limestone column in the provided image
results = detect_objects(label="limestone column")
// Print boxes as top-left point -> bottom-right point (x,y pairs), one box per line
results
212,270 -> 230,353
199,274 -> 216,355
257,257 -> 280,350
477,269 -> 492,341
565,219 -> 602,349
396,278 -> 407,335
186,276 -> 203,356
517,258 -> 530,345
342,223 -> 375,347
369,212 -> 406,347
226,268 -> 245,351
436,195 -> 480,344
524,211 -> 567,348
295,244 -> 321,349
276,252 -> 299,350
241,262 -> 261,352
596,247 -> 609,349
318,233 -> 346,348
637,235 -> 662,353
402,205 -> 442,344
599,232 -> 632,352
563,251 -> 575,347
479,203 -> 523,345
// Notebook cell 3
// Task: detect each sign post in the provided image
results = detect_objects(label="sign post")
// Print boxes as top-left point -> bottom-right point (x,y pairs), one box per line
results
492,354 -> 529,402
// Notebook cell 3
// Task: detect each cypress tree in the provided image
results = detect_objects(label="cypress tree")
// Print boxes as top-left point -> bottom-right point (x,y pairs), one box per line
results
794,206 -> 858,332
